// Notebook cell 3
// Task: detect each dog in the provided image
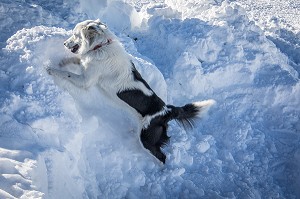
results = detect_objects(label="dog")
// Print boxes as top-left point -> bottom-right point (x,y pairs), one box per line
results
46,19 -> 215,164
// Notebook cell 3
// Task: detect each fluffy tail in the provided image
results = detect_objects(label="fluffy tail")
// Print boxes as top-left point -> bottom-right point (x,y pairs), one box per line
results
167,99 -> 215,129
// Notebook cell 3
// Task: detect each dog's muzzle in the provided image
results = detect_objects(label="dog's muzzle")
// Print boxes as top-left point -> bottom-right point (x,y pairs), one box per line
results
64,42 -> 80,53
70,44 -> 80,53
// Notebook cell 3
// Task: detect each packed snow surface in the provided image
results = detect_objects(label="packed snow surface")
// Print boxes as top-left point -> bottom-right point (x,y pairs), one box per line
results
0,0 -> 300,198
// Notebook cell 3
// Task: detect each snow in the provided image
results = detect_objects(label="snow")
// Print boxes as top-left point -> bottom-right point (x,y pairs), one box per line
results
0,0 -> 300,198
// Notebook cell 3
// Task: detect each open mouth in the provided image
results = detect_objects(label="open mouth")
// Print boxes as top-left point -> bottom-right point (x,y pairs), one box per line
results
71,44 -> 80,53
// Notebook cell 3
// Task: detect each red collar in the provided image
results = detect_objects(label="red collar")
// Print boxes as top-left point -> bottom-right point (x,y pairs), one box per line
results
92,38 -> 113,51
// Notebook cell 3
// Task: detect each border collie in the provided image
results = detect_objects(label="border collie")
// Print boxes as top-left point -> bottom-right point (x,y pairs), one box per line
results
46,19 -> 215,163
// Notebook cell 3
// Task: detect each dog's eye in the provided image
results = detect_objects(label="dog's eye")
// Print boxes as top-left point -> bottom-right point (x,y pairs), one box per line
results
88,26 -> 97,31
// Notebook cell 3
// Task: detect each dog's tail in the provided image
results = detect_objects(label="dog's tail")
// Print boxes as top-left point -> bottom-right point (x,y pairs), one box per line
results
167,99 -> 215,130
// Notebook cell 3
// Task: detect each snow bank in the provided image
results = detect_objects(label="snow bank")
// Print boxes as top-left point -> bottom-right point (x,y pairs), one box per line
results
0,0 -> 300,198
79,0 -> 143,32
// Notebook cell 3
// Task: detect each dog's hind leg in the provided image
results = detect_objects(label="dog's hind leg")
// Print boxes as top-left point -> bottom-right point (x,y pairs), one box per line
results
140,118 -> 170,164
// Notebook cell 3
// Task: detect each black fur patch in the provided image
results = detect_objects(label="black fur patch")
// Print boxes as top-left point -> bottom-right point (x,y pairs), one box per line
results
117,62 -> 165,117
140,115 -> 170,164
116,62 -> 170,163
167,104 -> 200,129
117,90 -> 165,117
131,66 -> 151,90
116,62 -> 204,164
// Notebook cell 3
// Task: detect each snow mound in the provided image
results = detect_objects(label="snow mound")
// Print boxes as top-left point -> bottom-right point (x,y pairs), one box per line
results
0,0 -> 300,198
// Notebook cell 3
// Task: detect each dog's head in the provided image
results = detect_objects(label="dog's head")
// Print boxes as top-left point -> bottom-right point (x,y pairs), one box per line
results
64,19 -> 114,55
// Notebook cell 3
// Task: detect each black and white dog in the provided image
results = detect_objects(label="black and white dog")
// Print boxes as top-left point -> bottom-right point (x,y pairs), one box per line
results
46,19 -> 215,163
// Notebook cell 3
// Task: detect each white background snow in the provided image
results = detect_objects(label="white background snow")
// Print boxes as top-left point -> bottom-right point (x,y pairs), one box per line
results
0,0 -> 300,198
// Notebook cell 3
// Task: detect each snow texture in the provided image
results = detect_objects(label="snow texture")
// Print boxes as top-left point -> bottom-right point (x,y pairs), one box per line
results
0,0 -> 299,198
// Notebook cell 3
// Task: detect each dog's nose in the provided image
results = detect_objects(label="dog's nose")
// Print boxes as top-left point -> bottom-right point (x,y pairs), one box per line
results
63,42 -> 67,47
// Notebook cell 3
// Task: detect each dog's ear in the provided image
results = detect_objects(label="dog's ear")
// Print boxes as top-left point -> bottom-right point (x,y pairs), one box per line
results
85,25 -> 98,42
87,24 -> 107,33
87,25 -> 97,31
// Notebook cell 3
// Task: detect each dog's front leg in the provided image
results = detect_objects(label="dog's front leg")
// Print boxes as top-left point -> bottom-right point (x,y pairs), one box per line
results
59,57 -> 81,67
46,67 -> 96,89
